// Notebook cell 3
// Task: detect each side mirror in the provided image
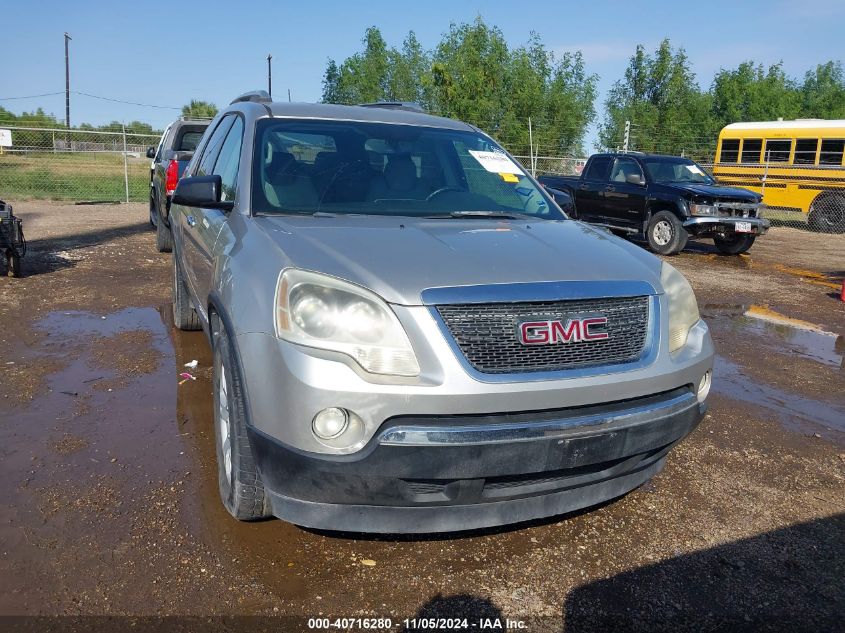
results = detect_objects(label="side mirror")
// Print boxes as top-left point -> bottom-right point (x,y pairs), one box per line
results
146,147 -> 156,159
626,173 -> 645,186
172,175 -> 233,211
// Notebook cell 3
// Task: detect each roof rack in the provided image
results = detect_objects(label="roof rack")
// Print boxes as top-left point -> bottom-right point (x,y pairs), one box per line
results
230,90 -> 272,105
358,101 -> 425,113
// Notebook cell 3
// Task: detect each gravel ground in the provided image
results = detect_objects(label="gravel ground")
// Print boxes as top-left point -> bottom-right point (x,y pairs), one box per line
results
1,201 -> 843,632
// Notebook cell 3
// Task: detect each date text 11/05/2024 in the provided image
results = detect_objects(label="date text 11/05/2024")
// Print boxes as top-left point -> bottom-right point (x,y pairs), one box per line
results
307,617 -> 528,630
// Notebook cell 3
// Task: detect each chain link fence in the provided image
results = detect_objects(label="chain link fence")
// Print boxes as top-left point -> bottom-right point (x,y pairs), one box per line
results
1,122 -> 843,236
0,126 -> 160,203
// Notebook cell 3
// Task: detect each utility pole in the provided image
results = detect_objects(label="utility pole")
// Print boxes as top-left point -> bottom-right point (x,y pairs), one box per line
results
64,32 -> 72,129
622,120 -> 630,152
267,54 -> 272,97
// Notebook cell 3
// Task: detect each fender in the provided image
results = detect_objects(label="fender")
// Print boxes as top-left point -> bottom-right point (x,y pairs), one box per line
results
208,291 -> 255,429
644,195 -> 689,234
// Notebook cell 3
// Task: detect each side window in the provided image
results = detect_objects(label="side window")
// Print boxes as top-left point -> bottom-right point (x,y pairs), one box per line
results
154,125 -> 171,162
819,139 -> 845,166
583,156 -> 613,181
196,116 -> 236,177
212,117 -> 244,203
764,139 -> 791,162
740,139 -> 762,164
719,139 -> 739,163
609,157 -> 643,183
794,139 -> 819,165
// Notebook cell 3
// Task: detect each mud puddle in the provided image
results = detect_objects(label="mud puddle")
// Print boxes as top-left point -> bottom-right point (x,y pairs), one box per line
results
703,303 -> 844,369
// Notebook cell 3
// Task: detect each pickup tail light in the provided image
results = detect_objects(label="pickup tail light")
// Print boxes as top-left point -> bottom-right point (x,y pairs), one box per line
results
165,159 -> 179,196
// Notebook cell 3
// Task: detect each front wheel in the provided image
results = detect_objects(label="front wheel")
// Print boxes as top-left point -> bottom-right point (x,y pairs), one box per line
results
808,194 -> 845,234
646,211 -> 688,255
213,323 -> 272,521
714,234 -> 756,255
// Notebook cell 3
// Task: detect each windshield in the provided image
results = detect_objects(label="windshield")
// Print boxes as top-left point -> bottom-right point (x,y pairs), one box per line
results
642,157 -> 714,184
251,119 -> 561,219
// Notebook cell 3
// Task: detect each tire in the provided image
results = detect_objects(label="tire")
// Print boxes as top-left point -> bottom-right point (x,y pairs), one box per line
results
156,211 -> 173,253
808,194 -> 845,234
714,234 -> 756,255
149,194 -> 157,228
172,253 -> 201,331
646,211 -> 688,255
212,322 -> 272,521
5,250 -> 20,278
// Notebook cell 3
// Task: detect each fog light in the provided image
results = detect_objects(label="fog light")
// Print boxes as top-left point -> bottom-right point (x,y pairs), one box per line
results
312,407 -> 349,440
697,370 -> 712,403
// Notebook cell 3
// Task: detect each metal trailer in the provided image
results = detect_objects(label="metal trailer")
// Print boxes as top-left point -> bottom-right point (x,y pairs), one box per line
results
0,200 -> 25,277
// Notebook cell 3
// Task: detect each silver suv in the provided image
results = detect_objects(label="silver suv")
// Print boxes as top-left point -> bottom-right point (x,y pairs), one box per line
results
170,91 -> 713,533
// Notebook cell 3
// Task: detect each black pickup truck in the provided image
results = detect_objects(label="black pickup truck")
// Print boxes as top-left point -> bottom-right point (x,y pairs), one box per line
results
146,119 -> 209,252
539,152 -> 769,255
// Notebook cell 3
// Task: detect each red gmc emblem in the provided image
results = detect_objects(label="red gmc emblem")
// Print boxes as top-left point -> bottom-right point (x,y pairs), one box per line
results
517,317 -> 609,345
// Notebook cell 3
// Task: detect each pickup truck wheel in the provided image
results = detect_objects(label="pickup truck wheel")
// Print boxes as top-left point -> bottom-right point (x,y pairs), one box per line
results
647,211 -> 688,255
808,194 -> 845,234
155,213 -> 173,253
149,195 -> 157,228
212,323 -> 272,521
172,253 -> 201,331
714,234 -> 756,255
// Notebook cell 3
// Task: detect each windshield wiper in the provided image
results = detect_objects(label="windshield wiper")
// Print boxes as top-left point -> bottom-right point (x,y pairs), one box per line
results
425,210 -> 538,220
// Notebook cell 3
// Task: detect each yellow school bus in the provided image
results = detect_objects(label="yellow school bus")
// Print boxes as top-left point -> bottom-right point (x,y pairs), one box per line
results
714,120 -> 845,232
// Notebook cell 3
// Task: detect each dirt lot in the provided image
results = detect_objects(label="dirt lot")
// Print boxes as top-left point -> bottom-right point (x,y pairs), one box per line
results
1,202 -> 843,632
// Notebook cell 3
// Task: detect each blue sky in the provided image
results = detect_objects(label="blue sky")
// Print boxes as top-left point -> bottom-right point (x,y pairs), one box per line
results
1,0 -> 843,145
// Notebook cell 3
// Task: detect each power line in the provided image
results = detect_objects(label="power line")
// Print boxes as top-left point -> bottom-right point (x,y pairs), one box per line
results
0,92 -> 65,101
72,91 -> 180,110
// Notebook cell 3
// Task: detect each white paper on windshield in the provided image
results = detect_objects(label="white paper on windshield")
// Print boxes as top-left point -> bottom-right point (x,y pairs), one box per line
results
685,164 -> 705,176
468,150 -> 524,175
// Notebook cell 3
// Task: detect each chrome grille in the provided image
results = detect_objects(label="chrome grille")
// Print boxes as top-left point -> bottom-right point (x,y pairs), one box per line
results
436,296 -> 649,374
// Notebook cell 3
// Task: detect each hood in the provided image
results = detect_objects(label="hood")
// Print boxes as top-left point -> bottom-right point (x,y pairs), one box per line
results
668,183 -> 761,202
254,215 -> 663,305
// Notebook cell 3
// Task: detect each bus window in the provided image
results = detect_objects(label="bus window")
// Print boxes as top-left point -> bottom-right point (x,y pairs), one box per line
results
741,139 -> 762,163
793,139 -> 819,165
819,139 -> 845,165
765,139 -> 791,162
720,139 -> 739,163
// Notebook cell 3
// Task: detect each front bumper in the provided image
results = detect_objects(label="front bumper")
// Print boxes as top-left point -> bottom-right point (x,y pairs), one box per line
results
249,387 -> 706,533
683,216 -> 770,236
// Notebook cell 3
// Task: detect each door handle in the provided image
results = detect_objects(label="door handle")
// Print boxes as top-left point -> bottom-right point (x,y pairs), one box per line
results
186,215 -> 197,228
604,185 -> 615,192
579,184 -> 589,191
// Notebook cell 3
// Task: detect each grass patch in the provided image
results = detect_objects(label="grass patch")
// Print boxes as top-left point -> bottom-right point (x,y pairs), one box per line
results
0,152 -> 149,202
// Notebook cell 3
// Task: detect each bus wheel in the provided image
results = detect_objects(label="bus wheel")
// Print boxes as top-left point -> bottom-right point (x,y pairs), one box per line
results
808,194 -> 845,234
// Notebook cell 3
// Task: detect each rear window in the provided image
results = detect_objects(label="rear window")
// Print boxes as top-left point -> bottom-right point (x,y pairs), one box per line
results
764,139 -> 791,162
583,156 -> 613,181
719,139 -> 739,163
793,139 -> 818,165
819,139 -> 845,165
177,131 -> 204,152
741,139 -> 762,163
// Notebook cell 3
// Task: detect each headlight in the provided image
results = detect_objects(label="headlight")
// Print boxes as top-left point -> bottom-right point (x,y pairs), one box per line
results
661,262 -> 700,353
689,203 -> 718,216
275,269 -> 420,376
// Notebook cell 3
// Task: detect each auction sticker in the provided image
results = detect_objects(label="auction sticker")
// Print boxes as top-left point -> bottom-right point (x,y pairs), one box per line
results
469,150 -> 524,175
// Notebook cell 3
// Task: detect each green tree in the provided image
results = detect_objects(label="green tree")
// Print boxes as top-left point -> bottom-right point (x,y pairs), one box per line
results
181,100 -> 218,119
800,61 -> 845,118
599,40 -> 713,157
321,27 -> 391,103
711,62 -> 801,128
